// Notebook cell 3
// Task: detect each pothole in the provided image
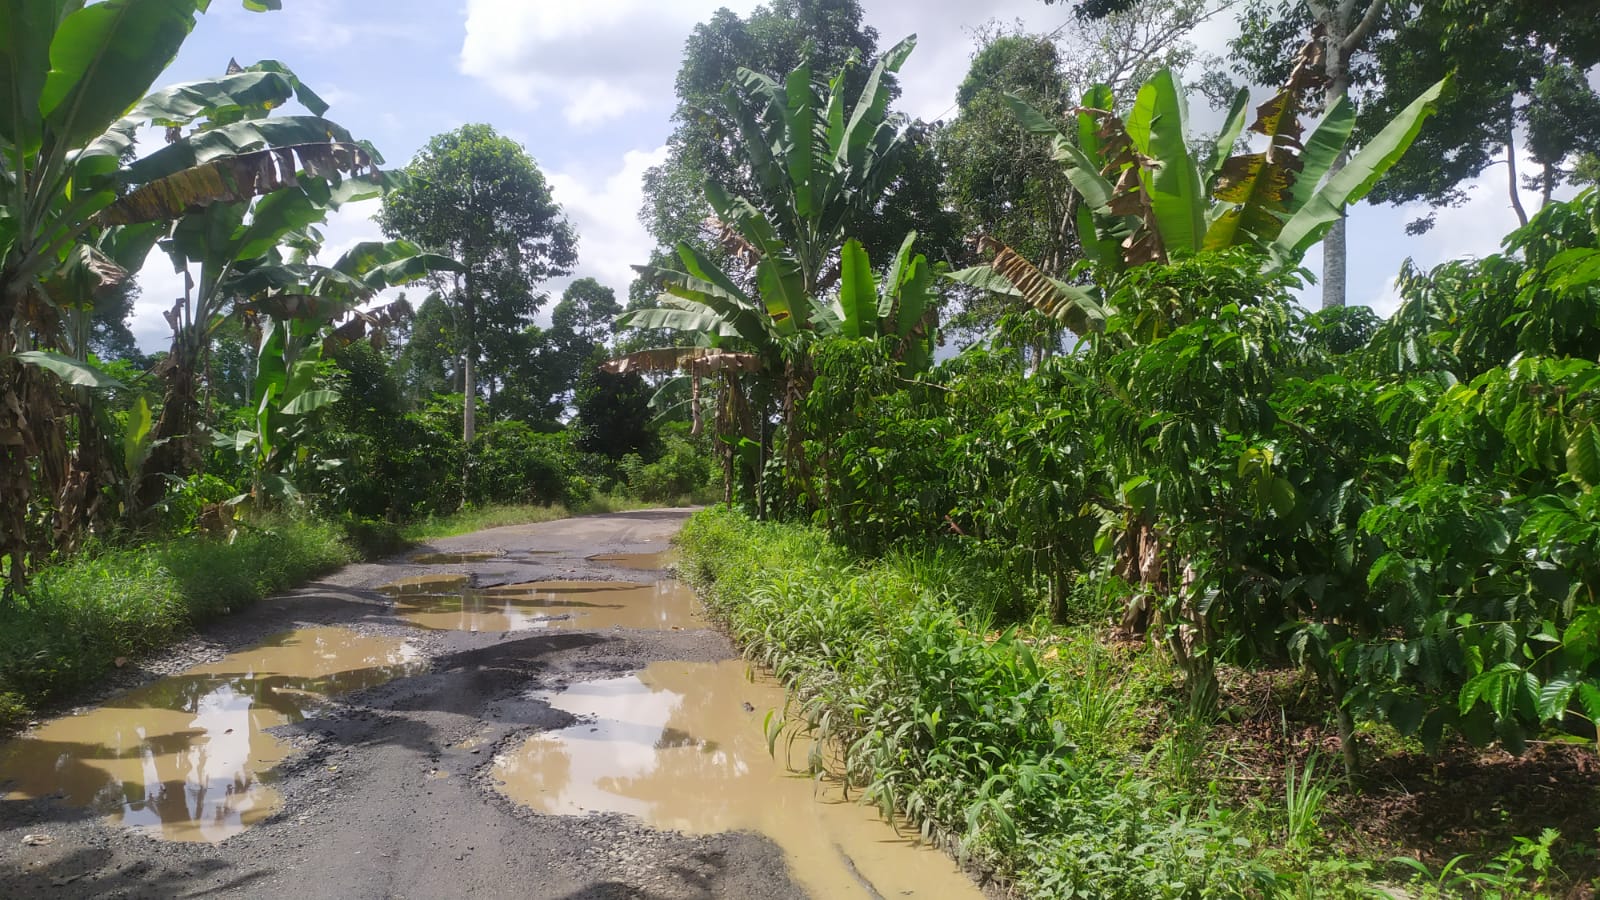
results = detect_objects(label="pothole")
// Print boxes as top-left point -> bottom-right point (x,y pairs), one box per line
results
408,550 -> 505,564
490,660 -> 983,898
376,579 -> 704,633
0,627 -> 424,842
585,550 -> 680,571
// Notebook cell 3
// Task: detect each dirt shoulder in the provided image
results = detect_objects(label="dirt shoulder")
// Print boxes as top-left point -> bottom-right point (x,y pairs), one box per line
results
0,509 -> 807,900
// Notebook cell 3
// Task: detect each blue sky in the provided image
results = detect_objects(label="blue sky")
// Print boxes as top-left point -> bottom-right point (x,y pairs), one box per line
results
129,0 -> 1546,351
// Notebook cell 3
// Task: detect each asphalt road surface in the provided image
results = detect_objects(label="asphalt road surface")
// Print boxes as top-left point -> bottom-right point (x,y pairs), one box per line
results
0,509 -> 817,900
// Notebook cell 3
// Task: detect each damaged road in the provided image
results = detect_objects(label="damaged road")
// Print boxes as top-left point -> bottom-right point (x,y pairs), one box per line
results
0,510 -> 818,899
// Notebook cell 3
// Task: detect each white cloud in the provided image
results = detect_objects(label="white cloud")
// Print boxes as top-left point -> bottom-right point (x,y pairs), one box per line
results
545,145 -> 672,307
459,0 -> 760,129
863,0 -> 1046,122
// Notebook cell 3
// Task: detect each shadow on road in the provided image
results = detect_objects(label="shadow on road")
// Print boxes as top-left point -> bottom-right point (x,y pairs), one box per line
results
0,845 -> 271,899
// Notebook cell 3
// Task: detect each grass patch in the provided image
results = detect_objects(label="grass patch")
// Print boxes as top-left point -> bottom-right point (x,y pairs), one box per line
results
0,516 -> 352,730
678,507 -> 1416,898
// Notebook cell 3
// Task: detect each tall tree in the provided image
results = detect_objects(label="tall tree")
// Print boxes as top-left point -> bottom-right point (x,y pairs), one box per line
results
552,277 -> 624,349
88,281 -> 142,362
378,125 -> 577,443
642,0 -> 958,267
1046,0 -> 1233,102
940,35 -> 1074,271
1228,1 -> 1391,309
573,355 -> 657,460
943,5 -> 1229,343
395,292 -> 460,401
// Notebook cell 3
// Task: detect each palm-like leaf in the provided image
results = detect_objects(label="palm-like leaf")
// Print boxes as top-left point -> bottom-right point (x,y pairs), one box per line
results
973,236 -> 1105,337
601,348 -> 761,376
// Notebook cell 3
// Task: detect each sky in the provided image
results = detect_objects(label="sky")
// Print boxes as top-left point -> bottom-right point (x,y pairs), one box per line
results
127,0 -> 1548,352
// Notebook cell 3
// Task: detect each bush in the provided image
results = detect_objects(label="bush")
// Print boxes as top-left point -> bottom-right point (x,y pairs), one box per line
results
623,433 -> 716,502
468,421 -> 592,508
0,516 -> 352,728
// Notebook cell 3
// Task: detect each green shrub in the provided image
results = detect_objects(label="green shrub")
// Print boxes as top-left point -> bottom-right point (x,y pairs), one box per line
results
339,515 -> 409,560
624,434 -> 716,502
150,473 -> 241,533
0,516 -> 352,728
468,421 -> 592,508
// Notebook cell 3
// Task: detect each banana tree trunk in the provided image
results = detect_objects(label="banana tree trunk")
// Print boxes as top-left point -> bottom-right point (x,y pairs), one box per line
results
0,344 -> 32,596
53,391 -> 112,554
140,338 -> 205,512
1,277 -> 39,596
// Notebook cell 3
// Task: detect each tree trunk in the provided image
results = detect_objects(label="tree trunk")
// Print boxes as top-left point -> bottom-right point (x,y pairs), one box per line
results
1315,0 -> 1390,310
1320,36 -> 1352,309
462,301 -> 477,446
1506,128 -> 1530,227
140,345 -> 202,512
1328,669 -> 1361,786
1322,215 -> 1349,309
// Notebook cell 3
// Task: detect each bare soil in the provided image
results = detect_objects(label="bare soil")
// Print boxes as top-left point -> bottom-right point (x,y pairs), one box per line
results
1203,666 -> 1600,896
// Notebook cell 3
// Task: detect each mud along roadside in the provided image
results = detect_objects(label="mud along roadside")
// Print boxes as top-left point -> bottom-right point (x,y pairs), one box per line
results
0,508 -> 806,900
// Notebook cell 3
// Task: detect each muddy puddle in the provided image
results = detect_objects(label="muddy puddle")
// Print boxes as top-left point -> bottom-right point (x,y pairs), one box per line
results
377,578 -> 703,633
0,627 -> 423,842
408,550 -> 504,564
491,659 -> 983,899
586,550 -> 679,571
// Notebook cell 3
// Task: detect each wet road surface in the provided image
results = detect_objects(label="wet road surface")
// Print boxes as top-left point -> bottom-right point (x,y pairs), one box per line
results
0,509 -> 988,899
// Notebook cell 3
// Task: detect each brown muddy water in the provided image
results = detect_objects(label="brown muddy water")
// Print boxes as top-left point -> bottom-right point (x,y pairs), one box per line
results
491,659 -> 983,899
585,550 -> 680,571
377,577 -> 704,633
0,627 -> 423,842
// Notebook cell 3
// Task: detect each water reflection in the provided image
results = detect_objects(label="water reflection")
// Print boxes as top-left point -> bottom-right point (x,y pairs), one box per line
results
376,579 -> 703,633
0,627 -> 423,842
492,660 -> 982,899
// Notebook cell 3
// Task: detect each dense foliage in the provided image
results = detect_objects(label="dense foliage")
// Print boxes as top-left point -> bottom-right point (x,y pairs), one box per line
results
791,190 -> 1600,767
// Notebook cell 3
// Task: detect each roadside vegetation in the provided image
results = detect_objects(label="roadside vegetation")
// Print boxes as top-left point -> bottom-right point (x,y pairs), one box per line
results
0,517 -> 351,727
681,510 -> 1577,897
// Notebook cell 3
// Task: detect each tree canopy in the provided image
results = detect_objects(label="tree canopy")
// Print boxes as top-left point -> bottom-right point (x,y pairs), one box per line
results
1233,0 -> 1600,232
378,124 -> 577,441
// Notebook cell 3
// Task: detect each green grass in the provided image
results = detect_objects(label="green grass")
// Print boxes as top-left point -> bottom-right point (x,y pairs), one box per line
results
0,516 -> 353,729
677,507 -> 1389,899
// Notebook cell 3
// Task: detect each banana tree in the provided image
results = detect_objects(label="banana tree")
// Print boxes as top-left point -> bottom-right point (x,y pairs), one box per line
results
0,0 -> 315,588
716,35 -> 917,304
611,37 -> 932,511
220,239 -> 462,504
611,231 -> 936,511
960,33 -> 1447,336
133,86 -> 396,505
